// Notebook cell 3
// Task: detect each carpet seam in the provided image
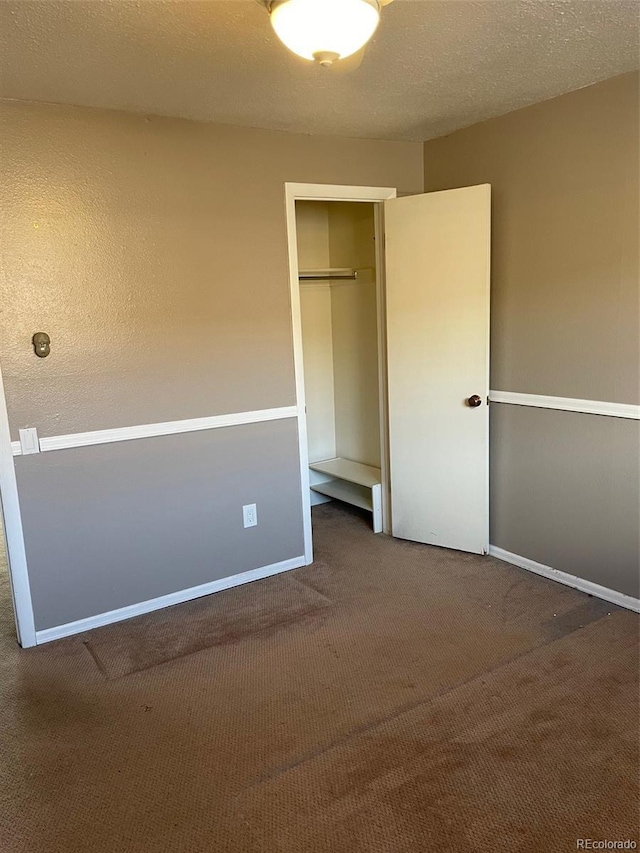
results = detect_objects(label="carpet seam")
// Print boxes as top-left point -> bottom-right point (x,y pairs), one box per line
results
239,608 -> 620,792
82,639 -> 109,680
290,574 -> 334,605
88,604 -> 334,681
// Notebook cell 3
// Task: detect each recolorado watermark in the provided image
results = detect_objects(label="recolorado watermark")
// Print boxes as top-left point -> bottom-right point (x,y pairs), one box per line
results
576,842 -> 637,850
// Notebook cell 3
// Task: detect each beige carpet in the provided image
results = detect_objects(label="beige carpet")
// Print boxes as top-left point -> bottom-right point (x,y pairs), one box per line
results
0,502 -> 637,852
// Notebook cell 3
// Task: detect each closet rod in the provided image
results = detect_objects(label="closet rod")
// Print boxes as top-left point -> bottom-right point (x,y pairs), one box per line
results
298,268 -> 358,282
299,274 -> 358,281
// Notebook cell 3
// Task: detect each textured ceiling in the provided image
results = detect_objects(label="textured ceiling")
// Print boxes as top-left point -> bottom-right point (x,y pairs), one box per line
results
0,0 -> 638,142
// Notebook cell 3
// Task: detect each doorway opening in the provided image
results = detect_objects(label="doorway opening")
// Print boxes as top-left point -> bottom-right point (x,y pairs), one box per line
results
285,181 -> 491,566
285,183 -> 397,565
295,199 -> 387,538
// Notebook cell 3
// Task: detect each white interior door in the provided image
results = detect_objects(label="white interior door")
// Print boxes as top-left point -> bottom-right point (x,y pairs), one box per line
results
385,184 -> 490,554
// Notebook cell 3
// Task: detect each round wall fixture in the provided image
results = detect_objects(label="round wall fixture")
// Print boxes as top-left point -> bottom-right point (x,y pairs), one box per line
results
259,0 -> 394,67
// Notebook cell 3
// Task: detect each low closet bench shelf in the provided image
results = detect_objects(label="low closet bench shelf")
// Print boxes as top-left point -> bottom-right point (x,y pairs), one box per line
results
309,457 -> 382,533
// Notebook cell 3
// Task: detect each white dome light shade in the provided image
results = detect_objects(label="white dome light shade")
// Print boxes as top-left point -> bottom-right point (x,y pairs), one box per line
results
270,0 -> 381,64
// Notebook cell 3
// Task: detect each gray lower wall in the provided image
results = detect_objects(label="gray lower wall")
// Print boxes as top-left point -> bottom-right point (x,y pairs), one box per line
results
16,420 -> 304,632
490,404 -> 639,599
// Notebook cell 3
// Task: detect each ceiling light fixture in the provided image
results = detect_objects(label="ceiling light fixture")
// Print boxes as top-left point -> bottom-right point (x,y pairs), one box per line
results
260,0 -> 393,68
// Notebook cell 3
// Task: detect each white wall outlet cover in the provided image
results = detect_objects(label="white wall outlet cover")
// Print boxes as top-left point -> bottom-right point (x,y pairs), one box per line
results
19,427 -> 40,455
243,504 -> 258,528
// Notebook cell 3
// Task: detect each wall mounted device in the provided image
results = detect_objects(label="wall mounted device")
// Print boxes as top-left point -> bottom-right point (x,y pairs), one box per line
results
243,504 -> 258,528
19,427 -> 40,455
32,332 -> 51,358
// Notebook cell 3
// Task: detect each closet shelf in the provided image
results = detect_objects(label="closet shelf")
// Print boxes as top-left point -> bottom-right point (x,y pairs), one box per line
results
309,457 -> 381,489
299,268 -> 357,281
309,458 -> 382,533
310,480 -> 373,512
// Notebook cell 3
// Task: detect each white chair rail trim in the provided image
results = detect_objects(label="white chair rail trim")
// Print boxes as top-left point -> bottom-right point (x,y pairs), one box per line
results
489,391 -> 639,420
11,406 -> 298,456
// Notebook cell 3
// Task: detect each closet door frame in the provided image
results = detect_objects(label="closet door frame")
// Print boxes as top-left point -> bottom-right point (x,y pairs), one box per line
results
284,183 -> 397,563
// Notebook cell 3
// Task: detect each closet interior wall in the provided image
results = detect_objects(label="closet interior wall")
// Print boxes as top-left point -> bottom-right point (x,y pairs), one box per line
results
296,201 -> 381,503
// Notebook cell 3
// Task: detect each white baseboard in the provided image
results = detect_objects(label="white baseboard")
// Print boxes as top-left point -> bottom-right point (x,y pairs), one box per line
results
489,546 -> 640,614
35,555 -> 306,644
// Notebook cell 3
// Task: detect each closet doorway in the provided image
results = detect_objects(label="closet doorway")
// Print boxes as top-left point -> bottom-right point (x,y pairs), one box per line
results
285,183 -> 491,564
296,197 -> 386,537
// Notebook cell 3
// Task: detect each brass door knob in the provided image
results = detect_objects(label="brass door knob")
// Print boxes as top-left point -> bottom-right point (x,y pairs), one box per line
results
467,395 -> 482,408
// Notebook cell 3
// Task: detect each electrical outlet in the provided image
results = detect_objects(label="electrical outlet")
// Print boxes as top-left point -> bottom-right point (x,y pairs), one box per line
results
243,503 -> 257,528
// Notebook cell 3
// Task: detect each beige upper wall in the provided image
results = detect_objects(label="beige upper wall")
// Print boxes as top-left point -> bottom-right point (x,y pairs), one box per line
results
295,202 -> 331,271
0,101 -> 423,438
423,71 -> 640,404
327,202 -> 376,271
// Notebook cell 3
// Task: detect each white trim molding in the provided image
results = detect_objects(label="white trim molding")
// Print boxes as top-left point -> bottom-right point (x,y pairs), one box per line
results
285,183 -> 397,203
12,406 -> 297,456
489,390 -> 640,420
489,546 -> 640,614
0,366 -> 37,646
36,555 -> 306,644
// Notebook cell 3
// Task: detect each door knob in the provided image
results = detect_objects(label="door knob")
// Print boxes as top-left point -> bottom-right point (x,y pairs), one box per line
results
467,395 -> 482,408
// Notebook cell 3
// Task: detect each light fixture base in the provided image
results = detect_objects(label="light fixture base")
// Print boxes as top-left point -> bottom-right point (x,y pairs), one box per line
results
313,51 -> 340,68
258,0 -> 394,9
259,0 -> 393,65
